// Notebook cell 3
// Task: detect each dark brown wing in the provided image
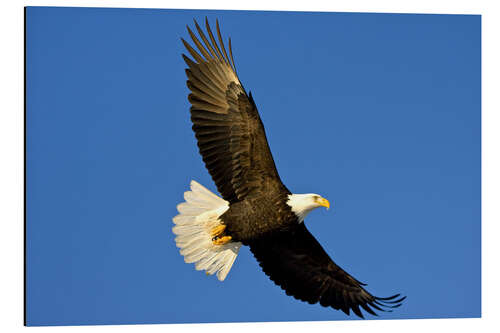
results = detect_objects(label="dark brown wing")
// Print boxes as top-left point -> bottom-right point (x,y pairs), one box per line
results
249,223 -> 406,318
182,19 -> 286,203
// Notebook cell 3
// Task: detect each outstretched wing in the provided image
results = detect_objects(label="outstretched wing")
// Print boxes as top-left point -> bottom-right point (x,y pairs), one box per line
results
249,223 -> 406,318
182,19 -> 286,203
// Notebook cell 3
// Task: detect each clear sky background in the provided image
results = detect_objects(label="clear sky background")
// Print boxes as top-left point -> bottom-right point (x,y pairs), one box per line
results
26,7 -> 481,326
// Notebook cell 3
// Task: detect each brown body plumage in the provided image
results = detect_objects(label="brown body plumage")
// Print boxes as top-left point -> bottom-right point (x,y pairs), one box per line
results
178,18 -> 405,318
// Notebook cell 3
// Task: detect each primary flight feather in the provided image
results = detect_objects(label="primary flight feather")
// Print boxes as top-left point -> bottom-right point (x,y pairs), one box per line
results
172,18 -> 405,318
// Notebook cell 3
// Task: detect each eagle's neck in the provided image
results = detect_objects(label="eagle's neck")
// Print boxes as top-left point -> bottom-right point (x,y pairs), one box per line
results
286,193 -> 319,223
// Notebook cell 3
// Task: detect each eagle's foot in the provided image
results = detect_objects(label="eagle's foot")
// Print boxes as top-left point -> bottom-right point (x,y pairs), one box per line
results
210,224 -> 226,238
212,235 -> 232,246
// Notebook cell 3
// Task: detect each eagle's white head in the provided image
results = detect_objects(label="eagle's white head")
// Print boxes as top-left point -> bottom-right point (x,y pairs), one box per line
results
287,193 -> 330,223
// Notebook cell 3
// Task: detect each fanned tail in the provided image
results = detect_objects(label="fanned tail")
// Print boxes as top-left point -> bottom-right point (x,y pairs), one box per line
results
172,180 -> 241,281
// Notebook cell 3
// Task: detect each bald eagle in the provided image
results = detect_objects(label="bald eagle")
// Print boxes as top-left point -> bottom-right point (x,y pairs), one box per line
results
172,18 -> 405,318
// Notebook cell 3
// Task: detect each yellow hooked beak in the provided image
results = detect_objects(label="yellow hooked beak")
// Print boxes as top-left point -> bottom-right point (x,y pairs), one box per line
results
316,197 -> 330,210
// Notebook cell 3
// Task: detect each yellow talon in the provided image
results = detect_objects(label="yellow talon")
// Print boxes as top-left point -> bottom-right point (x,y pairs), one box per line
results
211,224 -> 226,238
213,235 -> 232,246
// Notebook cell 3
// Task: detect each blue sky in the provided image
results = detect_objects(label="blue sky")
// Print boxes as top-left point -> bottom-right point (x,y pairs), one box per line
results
26,7 -> 481,326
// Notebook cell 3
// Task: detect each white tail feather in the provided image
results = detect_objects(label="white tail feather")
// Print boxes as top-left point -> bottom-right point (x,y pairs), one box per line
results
172,180 -> 241,281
